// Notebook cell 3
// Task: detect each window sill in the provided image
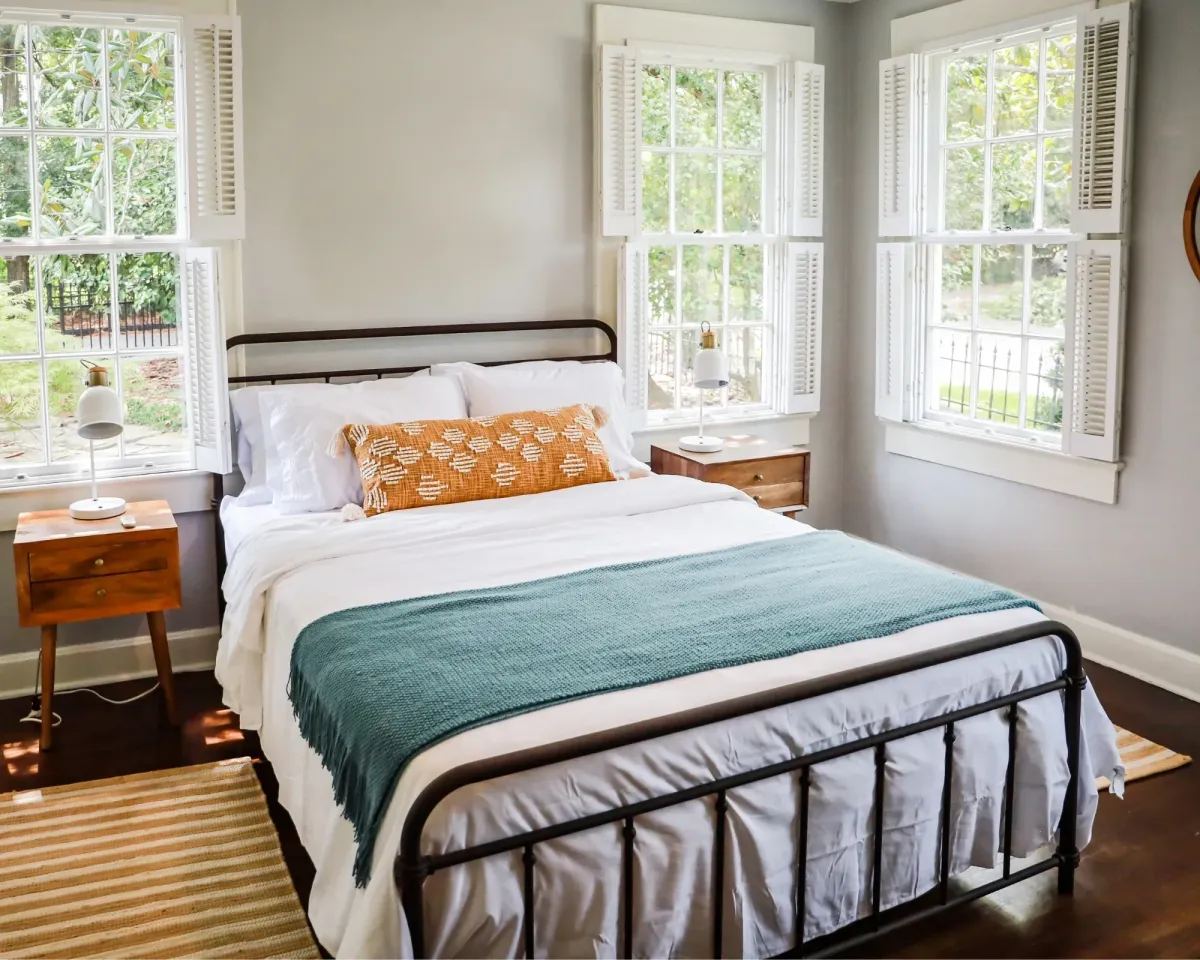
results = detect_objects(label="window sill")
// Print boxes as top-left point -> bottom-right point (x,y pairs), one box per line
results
0,471 -> 214,532
884,421 -> 1121,504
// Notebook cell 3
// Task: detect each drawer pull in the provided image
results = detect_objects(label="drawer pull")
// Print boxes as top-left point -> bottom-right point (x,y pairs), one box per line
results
95,588 -> 107,598
752,495 -> 761,504
753,473 -> 764,482
94,558 -> 104,568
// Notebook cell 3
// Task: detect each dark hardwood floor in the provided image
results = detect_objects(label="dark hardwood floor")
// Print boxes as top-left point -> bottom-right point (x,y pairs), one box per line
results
1,661 -> 1198,958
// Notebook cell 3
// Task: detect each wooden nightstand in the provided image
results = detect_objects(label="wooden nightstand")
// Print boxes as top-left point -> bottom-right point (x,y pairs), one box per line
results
650,436 -> 810,517
13,500 -> 182,750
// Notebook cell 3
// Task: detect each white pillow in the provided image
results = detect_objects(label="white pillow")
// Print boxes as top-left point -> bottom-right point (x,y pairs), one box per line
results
431,361 -> 642,477
261,375 -> 467,513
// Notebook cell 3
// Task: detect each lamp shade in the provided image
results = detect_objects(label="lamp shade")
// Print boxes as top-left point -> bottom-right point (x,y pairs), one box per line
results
693,345 -> 729,390
76,370 -> 124,441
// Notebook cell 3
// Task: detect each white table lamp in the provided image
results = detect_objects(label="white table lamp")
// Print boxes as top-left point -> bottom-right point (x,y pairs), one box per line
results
69,364 -> 126,520
679,323 -> 730,453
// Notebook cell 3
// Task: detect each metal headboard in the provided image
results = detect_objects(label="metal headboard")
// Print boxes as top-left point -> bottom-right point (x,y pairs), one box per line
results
213,319 -> 617,594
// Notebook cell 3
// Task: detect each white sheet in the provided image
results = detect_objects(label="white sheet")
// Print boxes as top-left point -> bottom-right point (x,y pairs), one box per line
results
218,496 -> 340,563
216,476 -> 1120,959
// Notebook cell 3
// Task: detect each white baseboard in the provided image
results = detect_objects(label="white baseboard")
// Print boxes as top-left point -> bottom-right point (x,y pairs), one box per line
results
1041,602 -> 1200,704
0,627 -> 220,701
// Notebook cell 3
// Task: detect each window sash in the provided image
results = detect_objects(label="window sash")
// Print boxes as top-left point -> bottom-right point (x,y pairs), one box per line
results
0,14 -> 184,245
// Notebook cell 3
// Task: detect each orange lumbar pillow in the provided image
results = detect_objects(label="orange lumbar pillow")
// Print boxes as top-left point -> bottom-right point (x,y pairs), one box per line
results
340,404 -> 616,516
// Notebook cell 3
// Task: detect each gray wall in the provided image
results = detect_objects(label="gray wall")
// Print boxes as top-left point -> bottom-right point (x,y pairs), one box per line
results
239,0 -> 853,530
842,0 -> 1200,652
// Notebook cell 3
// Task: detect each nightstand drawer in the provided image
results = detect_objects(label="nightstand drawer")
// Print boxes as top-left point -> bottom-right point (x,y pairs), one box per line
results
743,481 -> 806,510
28,540 -> 172,583
29,569 -> 180,622
705,457 -> 801,491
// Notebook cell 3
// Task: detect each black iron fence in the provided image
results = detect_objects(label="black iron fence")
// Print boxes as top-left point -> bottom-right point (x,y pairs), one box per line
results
44,281 -> 178,350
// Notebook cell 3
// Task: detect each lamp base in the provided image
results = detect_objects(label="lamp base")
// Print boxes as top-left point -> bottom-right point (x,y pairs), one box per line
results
678,434 -> 724,453
69,496 -> 127,521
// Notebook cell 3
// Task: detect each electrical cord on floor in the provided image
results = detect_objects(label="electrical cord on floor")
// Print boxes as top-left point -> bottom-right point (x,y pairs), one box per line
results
18,649 -> 160,729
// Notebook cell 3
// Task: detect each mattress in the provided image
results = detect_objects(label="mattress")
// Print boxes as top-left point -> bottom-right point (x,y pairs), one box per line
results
215,476 -> 1121,958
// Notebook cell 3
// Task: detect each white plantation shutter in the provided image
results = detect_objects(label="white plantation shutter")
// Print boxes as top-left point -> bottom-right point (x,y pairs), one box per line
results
182,248 -> 232,474
878,55 -> 918,238
600,45 -> 641,237
875,242 -> 915,422
1064,240 -> 1125,462
791,63 -> 824,237
1072,3 -> 1136,235
781,242 -> 823,414
184,16 -> 245,241
620,241 -> 650,428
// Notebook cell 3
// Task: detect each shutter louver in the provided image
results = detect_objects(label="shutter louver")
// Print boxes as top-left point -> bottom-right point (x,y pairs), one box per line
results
620,241 -> 650,428
183,248 -> 232,474
184,16 -> 245,240
879,55 -> 918,238
791,63 -> 824,237
875,242 -> 914,422
782,242 -> 823,414
1064,240 -> 1125,462
1072,3 -> 1135,235
600,45 -> 640,237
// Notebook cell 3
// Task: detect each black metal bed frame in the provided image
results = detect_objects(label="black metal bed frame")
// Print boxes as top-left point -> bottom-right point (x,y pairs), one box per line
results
217,320 -> 1087,959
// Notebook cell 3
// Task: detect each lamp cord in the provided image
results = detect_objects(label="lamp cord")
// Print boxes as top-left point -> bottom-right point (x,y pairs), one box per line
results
18,651 -> 160,729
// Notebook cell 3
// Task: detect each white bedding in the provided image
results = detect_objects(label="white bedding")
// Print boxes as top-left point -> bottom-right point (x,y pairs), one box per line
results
216,476 -> 1120,959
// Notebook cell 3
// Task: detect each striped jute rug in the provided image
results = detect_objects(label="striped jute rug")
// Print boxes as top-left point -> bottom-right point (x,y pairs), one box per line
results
1097,726 -> 1191,791
0,758 -> 320,959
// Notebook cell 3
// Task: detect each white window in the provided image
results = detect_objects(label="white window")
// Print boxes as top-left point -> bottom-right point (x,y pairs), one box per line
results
599,11 -> 824,430
877,3 -> 1136,474
0,10 -> 242,488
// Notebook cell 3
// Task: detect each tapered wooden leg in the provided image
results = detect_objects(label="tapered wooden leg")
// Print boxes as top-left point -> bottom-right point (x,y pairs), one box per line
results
146,611 -> 179,725
40,625 -> 56,751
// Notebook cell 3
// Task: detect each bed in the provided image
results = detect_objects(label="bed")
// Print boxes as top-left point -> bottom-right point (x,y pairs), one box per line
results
213,320 -> 1120,959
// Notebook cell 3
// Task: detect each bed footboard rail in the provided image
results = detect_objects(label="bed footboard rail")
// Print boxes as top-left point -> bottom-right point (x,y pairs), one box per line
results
395,621 -> 1086,959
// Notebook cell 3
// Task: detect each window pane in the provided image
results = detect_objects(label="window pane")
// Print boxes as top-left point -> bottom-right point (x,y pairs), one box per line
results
990,139 -> 1036,231
33,26 -> 103,129
0,359 -> 44,463
675,153 -> 716,233
0,255 -> 35,354
945,55 -> 986,142
992,42 -> 1039,138
647,329 -> 675,411
47,353 -> 117,461
722,154 -> 761,233
112,137 -> 177,235
723,325 -> 764,406
979,245 -> 1023,335
118,252 -> 179,348
680,327 -> 703,409
120,355 -> 185,458
641,151 -> 669,233
641,65 -> 669,146
0,25 -> 29,127
680,244 -> 721,326
1031,244 -> 1068,335
929,328 -> 971,414
647,245 -> 676,326
938,245 -> 973,326
1026,338 -> 1064,434
1042,136 -> 1072,229
944,145 -> 983,230
974,334 -> 1022,425
0,134 -> 31,237
42,254 -> 111,354
1044,34 -> 1076,132
722,71 -> 762,149
37,135 -> 106,236
674,69 -> 716,148
728,245 -> 763,324
108,29 -> 176,131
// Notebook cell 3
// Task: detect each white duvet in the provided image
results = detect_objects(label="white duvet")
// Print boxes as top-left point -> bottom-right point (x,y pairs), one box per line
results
216,475 -> 1120,959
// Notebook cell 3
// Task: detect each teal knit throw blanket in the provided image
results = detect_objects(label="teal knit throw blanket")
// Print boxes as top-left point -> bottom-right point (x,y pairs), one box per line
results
287,530 -> 1039,885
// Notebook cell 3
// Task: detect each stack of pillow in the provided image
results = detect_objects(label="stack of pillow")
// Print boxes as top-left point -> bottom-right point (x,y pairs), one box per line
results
229,361 -> 645,517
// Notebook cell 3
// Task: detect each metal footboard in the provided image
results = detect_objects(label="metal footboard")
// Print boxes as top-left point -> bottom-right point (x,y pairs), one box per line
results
395,621 -> 1087,959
